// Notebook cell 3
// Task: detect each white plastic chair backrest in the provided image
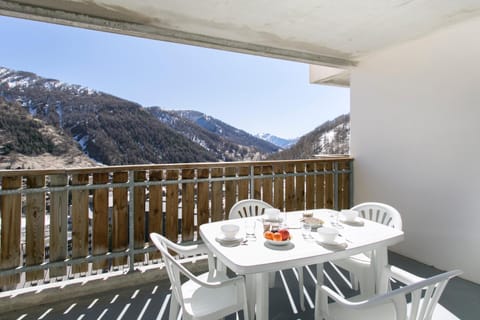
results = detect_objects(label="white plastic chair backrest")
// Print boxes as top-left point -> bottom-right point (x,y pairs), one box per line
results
228,199 -> 273,219
352,202 -> 403,230
380,269 -> 461,320
150,232 -> 190,309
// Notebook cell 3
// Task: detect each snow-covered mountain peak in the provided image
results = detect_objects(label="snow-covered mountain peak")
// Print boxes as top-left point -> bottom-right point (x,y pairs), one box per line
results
0,66 -> 98,96
255,132 -> 298,149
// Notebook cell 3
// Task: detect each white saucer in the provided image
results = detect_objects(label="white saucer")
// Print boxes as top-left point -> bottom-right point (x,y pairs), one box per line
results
264,240 -> 294,250
215,235 -> 244,246
316,237 -> 348,249
340,218 -> 364,226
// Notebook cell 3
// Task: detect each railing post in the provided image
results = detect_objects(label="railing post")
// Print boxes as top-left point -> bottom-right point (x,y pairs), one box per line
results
333,161 -> 339,210
128,170 -> 135,273
349,159 -> 354,207
249,165 -> 254,198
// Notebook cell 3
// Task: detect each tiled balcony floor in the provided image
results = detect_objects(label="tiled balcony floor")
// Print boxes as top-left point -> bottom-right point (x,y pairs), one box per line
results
2,252 -> 479,320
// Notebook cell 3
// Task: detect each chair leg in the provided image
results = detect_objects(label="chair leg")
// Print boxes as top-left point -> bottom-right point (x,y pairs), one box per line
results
297,267 -> 305,311
216,258 -> 226,273
358,269 -> 375,297
269,272 -> 276,288
168,295 -> 180,320
242,291 -> 250,320
350,272 -> 359,291
245,274 -> 256,320
314,284 -> 329,320
314,263 -> 325,320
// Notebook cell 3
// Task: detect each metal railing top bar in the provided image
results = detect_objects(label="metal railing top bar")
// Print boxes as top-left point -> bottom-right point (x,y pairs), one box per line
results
0,157 -> 352,177
0,165 -> 352,196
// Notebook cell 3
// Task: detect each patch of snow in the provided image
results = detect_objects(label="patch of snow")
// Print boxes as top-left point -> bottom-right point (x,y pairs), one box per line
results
192,136 -> 209,150
74,135 -> 89,151
325,130 -> 335,143
0,67 -> 9,77
56,103 -> 63,127
54,81 -> 64,88
29,102 -> 36,117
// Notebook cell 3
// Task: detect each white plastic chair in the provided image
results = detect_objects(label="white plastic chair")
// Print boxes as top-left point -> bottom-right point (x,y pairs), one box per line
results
150,233 -> 250,320
354,202 -> 403,230
316,266 -> 462,320
228,199 -> 306,311
334,202 -> 403,295
228,198 -> 274,219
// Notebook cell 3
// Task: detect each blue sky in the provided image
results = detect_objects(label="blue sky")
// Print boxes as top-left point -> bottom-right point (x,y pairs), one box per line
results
0,15 -> 349,138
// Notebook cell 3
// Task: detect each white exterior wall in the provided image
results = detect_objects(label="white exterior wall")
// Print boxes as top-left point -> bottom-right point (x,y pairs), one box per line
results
350,16 -> 480,283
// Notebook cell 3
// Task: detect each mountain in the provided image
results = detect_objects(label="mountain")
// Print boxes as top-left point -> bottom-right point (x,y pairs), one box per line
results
0,66 -> 280,166
268,114 -> 350,160
0,66 -> 217,165
148,107 -> 278,161
255,133 -> 298,149
168,110 -> 280,154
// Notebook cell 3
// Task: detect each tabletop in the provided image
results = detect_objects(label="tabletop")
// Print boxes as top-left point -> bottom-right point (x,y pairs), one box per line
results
199,209 -> 404,275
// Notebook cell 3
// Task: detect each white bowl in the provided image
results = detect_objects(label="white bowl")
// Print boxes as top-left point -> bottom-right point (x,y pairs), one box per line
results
317,227 -> 339,243
341,209 -> 358,222
221,224 -> 240,239
264,208 -> 281,220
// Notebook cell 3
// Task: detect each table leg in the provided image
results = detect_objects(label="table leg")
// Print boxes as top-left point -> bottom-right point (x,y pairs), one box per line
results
314,263 -> 324,320
256,272 -> 269,320
373,248 -> 389,294
246,274 -> 256,320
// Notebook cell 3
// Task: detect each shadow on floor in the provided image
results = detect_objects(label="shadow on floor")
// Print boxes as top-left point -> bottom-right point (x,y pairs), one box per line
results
2,252 -> 479,320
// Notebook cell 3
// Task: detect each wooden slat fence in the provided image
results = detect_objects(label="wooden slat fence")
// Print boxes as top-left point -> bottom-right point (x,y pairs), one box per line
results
0,158 -> 352,290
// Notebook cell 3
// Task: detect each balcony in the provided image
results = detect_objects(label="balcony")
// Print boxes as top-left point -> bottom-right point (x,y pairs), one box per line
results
0,2 -> 479,319
1,158 -> 479,319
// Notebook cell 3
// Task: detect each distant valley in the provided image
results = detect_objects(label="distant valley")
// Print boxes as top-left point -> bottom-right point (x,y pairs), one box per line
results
0,66 -> 349,169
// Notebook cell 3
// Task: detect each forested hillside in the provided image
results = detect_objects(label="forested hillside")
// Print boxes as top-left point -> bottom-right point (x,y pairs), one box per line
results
0,97 -> 96,169
269,114 -> 349,160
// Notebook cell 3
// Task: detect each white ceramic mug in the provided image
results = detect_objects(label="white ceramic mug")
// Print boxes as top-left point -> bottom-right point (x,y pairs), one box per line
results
341,209 -> 358,222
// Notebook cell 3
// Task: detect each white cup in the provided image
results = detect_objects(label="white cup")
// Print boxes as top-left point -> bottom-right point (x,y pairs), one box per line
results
317,227 -> 339,243
221,224 -> 240,239
341,209 -> 358,222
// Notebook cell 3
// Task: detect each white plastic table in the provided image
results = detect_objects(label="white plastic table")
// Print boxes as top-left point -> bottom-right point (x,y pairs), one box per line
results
199,209 -> 404,319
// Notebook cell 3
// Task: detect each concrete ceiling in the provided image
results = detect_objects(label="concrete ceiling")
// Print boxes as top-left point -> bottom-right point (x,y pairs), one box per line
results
1,0 -> 480,80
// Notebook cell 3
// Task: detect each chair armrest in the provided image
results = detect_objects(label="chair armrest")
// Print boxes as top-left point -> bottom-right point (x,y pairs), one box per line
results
319,268 -> 462,311
157,237 -> 218,278
319,285 -> 370,308
319,283 -> 410,312
165,248 -> 245,289
171,242 -> 217,276
194,274 -> 246,289
167,241 -> 210,258
386,265 -> 426,285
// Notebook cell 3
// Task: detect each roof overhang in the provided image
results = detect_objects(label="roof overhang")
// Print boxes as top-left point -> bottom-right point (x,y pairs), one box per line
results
1,1 -> 480,87
310,65 -> 350,87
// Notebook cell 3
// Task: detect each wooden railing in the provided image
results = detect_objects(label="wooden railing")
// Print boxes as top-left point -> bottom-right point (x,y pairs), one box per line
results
0,157 -> 352,290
